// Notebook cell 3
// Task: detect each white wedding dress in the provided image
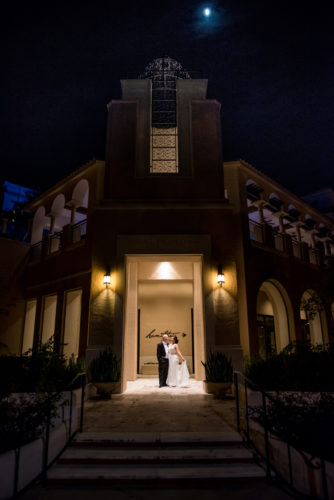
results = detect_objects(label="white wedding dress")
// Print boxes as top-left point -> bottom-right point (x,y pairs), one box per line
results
166,345 -> 190,387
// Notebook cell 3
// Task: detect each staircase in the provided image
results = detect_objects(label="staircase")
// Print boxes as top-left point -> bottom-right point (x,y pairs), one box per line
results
47,431 -> 266,486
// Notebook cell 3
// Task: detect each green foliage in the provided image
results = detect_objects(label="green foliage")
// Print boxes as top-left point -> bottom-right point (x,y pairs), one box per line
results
88,348 -> 121,382
0,337 -> 85,453
0,394 -> 60,453
245,342 -> 334,391
251,392 -> 334,462
0,336 -> 85,397
300,293 -> 323,320
201,350 -> 233,382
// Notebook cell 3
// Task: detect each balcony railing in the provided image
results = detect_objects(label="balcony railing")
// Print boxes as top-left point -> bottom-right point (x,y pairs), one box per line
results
30,241 -> 42,261
273,230 -> 285,252
248,219 -> 323,266
291,239 -> 302,259
249,220 -> 264,244
309,247 -> 321,265
71,219 -> 87,243
49,232 -> 62,254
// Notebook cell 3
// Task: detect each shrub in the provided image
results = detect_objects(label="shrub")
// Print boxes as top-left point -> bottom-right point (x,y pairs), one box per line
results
251,392 -> 334,462
0,338 -> 85,452
201,350 -> 233,382
0,336 -> 85,397
88,348 -> 121,382
0,393 -> 60,453
244,342 -> 334,391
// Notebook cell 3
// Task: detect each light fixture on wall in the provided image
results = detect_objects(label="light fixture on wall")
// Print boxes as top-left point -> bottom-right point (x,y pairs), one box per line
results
217,265 -> 225,287
103,266 -> 111,287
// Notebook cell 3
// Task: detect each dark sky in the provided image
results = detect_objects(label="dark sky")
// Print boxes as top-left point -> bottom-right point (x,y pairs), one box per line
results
1,1 -> 333,195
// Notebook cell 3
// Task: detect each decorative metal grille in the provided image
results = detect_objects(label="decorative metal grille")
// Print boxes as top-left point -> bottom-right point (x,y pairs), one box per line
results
140,57 -> 190,174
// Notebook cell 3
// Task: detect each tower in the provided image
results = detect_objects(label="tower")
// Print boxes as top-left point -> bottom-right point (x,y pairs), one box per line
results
105,57 -> 225,201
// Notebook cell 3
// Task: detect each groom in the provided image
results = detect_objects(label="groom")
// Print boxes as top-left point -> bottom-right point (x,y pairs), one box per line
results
157,334 -> 169,388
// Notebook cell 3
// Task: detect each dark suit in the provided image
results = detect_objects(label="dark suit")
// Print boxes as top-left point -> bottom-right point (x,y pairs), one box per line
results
157,342 -> 169,387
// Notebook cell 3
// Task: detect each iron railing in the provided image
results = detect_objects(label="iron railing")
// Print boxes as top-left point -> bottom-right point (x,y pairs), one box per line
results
234,371 -> 329,499
30,241 -> 42,261
71,219 -> 87,243
248,219 -> 324,266
48,232 -> 62,254
9,372 -> 86,497
291,239 -> 302,259
249,220 -> 264,243
309,247 -> 321,266
272,229 -> 285,252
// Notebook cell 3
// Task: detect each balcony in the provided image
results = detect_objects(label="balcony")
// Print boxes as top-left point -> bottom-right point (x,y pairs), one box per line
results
29,219 -> 87,263
49,232 -> 62,254
248,220 -> 322,266
71,219 -> 87,243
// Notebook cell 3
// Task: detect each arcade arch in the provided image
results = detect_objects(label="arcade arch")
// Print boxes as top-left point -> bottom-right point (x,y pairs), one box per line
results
256,280 -> 295,358
31,206 -> 47,244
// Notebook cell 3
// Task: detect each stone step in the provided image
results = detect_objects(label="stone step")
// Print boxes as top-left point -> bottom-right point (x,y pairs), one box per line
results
71,431 -> 243,448
58,446 -> 257,465
47,462 -> 266,485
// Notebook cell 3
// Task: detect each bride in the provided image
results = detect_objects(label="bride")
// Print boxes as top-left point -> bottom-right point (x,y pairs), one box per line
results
166,336 -> 190,387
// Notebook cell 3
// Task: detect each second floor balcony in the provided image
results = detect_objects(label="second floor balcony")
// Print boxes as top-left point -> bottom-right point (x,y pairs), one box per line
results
248,219 -> 325,266
29,219 -> 87,263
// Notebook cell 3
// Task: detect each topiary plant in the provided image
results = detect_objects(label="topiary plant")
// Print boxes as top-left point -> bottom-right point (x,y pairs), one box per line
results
88,348 -> 121,383
201,350 -> 233,382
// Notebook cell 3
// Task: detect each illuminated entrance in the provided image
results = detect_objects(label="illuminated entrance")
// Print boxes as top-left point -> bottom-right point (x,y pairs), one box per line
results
123,255 -> 206,385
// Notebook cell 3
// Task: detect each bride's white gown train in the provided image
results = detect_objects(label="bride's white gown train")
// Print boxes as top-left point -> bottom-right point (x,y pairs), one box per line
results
166,346 -> 190,387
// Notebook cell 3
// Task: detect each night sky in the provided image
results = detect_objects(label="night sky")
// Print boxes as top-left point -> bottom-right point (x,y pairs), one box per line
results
1,1 -> 333,196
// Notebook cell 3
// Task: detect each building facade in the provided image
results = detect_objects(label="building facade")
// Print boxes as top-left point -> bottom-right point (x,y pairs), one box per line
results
1,58 -> 333,391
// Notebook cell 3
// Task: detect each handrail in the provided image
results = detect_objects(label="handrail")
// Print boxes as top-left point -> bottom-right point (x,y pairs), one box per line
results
48,231 -> 62,253
10,371 -> 86,497
71,218 -> 87,243
234,371 -> 329,499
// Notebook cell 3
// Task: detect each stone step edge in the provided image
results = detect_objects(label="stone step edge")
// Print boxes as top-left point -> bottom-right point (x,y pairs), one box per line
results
75,432 -> 241,441
70,440 -> 244,448
48,463 -> 266,476
57,456 -> 259,466
47,476 -> 266,487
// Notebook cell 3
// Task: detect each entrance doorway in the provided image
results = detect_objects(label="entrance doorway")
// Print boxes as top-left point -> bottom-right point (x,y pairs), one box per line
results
137,281 -> 194,376
123,255 -> 206,386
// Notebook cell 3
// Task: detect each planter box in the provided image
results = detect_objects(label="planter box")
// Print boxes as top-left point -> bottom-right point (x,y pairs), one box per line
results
241,389 -> 334,498
0,391 -> 77,499
203,381 -> 232,397
92,381 -> 122,396
0,450 -> 15,500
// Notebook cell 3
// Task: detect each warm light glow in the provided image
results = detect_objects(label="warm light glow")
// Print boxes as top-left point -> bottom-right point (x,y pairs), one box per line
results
217,273 -> 225,286
103,273 -> 111,286
156,262 -> 176,279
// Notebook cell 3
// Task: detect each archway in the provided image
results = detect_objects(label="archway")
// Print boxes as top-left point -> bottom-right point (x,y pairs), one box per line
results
256,280 -> 294,358
123,255 -> 206,389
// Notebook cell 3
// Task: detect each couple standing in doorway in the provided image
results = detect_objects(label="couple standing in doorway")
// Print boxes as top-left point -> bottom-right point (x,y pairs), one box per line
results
157,334 -> 190,388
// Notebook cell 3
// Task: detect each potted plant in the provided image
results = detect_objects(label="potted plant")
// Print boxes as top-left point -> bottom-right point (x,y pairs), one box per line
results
201,350 -> 233,397
88,348 -> 121,397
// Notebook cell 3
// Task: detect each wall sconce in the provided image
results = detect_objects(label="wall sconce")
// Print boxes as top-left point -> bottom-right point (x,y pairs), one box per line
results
103,266 -> 111,287
217,265 -> 225,287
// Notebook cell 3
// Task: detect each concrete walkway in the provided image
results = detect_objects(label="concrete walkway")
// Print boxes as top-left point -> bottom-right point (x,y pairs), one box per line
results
83,378 -> 236,433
